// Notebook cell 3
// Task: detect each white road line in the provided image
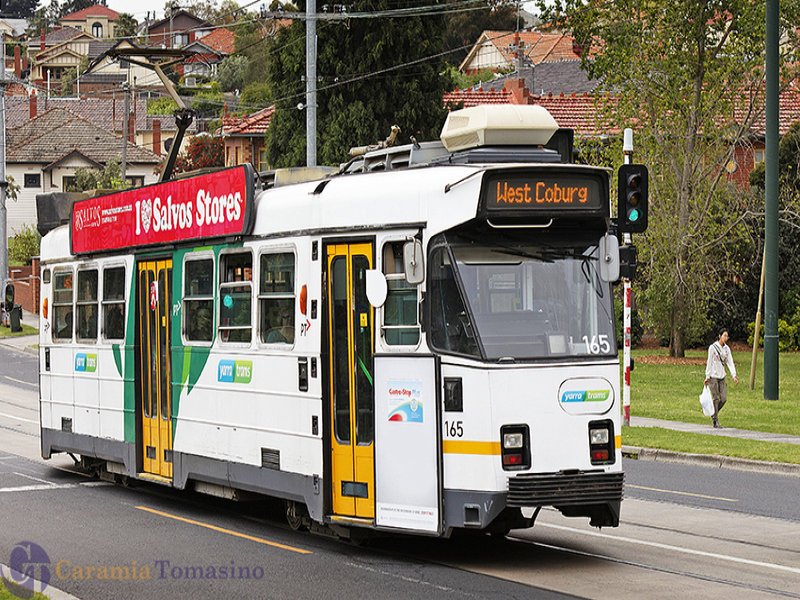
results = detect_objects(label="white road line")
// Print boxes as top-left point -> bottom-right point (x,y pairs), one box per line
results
535,522 -> 800,575
0,411 -> 38,424
0,481 -> 111,493
14,472 -> 57,486
4,376 -> 38,388
627,484 -> 738,502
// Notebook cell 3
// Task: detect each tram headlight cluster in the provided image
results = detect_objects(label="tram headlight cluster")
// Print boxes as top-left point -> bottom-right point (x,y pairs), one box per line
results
588,420 -> 615,465
500,425 -> 530,470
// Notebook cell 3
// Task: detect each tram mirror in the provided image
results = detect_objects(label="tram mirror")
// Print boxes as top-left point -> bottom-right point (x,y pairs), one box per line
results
4,283 -> 14,312
598,235 -> 620,283
365,269 -> 388,307
403,240 -> 425,285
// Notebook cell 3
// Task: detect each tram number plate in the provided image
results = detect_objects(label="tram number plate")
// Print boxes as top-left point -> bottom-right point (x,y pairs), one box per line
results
444,420 -> 464,438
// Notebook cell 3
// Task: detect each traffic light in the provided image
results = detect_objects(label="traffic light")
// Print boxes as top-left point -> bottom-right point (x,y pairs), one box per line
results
618,164 -> 648,233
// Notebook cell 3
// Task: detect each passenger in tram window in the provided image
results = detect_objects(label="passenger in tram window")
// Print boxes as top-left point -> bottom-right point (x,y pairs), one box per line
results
190,305 -> 213,341
265,301 -> 294,344
57,310 -> 73,339
105,304 -> 125,340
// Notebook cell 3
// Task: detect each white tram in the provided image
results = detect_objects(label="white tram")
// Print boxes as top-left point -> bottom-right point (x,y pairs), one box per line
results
38,105 -> 630,537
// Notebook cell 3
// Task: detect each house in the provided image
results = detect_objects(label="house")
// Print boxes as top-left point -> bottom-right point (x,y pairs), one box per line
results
0,18 -> 29,42
473,63 -> 600,96
6,107 -> 161,234
82,39 -> 167,94
459,30 -> 586,74
27,27 -> 96,85
220,106 -> 274,171
146,9 -> 212,49
183,26 -> 236,84
59,4 -> 120,39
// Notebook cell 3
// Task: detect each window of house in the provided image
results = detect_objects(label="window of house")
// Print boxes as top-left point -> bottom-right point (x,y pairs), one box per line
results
219,252 -> 252,343
259,253 -> 295,345
92,22 -> 103,37
258,148 -> 269,171
102,266 -> 126,341
53,270 -> 74,341
184,258 -> 214,343
173,32 -> 189,47
126,176 -> 144,188
24,174 -> 41,188
382,241 -> 420,345
76,269 -> 99,342
754,148 -> 766,164
63,176 -> 79,192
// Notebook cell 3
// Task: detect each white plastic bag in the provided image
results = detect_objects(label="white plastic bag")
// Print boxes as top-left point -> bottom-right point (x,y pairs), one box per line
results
699,385 -> 714,417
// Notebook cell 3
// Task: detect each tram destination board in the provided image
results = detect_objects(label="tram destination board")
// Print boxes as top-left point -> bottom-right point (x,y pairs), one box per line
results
71,165 -> 256,255
482,169 -> 607,216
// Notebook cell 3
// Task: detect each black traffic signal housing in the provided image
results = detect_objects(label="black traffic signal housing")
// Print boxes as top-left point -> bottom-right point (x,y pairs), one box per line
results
618,164 -> 649,233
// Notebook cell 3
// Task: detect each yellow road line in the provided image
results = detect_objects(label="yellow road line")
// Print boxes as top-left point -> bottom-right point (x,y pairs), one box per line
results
443,440 -> 502,455
135,506 -> 313,554
627,484 -> 738,503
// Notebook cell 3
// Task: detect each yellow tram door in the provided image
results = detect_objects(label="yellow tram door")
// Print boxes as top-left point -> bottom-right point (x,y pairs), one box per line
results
327,243 -> 375,519
137,259 -> 174,479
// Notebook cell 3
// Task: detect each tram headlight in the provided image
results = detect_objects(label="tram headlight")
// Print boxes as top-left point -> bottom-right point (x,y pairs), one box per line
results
503,432 -> 524,449
589,428 -> 609,445
588,419 -> 615,465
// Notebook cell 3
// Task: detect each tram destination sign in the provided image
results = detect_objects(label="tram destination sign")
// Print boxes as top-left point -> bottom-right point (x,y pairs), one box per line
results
482,170 -> 605,215
71,165 -> 256,255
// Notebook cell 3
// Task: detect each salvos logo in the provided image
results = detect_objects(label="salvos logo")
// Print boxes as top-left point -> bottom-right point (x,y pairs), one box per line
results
140,198 -> 152,233
73,205 -> 101,231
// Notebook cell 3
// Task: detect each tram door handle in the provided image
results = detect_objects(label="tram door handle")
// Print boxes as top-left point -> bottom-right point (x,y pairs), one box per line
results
298,357 -> 309,392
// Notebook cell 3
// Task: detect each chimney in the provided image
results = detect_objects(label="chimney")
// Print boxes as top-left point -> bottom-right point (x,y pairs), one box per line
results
30,92 -> 37,119
128,112 -> 135,143
152,119 -> 162,154
14,46 -> 21,78
40,29 -> 45,52
22,56 -> 28,73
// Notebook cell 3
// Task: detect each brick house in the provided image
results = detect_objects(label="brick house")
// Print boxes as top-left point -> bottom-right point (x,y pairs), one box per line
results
183,27 -> 236,84
220,106 -> 274,171
146,9 -> 211,49
59,4 -> 120,39
459,30 -> 586,74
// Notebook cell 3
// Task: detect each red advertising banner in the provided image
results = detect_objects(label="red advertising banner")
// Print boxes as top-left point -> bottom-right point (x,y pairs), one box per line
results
71,165 -> 255,255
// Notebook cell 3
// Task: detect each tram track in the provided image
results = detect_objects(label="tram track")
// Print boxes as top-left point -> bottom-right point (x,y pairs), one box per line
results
507,535 -> 800,599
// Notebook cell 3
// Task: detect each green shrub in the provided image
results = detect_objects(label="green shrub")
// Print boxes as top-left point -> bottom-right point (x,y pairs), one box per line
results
8,225 -> 41,265
747,319 -> 799,351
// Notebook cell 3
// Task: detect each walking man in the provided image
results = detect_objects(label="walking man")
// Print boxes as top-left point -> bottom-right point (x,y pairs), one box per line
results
704,329 -> 738,428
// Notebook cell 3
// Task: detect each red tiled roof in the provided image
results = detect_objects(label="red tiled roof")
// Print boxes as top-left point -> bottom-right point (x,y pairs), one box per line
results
443,89 -> 617,136
222,106 -> 275,136
476,30 -> 585,66
60,4 -> 120,21
199,27 -> 235,55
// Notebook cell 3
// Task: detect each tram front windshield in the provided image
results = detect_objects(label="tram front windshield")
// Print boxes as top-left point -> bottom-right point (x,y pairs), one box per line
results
429,234 -> 616,361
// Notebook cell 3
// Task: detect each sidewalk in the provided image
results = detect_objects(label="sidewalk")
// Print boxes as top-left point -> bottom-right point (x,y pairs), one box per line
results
624,416 -> 800,476
0,309 -> 39,356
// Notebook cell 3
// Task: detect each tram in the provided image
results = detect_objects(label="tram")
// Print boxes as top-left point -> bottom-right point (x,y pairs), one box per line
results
37,105 -> 638,537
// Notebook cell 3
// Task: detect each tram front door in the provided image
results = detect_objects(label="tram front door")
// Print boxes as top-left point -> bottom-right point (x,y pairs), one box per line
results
137,259 -> 174,479
326,243 -> 375,519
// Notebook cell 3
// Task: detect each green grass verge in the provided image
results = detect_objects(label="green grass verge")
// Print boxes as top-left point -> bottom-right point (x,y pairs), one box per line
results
623,425 -> 800,465
0,578 -> 49,600
629,349 -> 800,436
0,324 -> 37,338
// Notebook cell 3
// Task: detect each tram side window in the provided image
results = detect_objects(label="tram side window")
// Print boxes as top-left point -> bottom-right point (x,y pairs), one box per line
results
53,271 -> 74,341
76,269 -> 99,342
382,242 -> 420,345
102,267 -> 126,341
184,259 -> 214,343
219,252 -> 253,343
259,253 -> 295,344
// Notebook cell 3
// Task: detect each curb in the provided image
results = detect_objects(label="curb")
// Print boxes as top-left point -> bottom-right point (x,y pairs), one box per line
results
1,562 -> 81,600
0,340 -> 38,356
622,445 -> 800,477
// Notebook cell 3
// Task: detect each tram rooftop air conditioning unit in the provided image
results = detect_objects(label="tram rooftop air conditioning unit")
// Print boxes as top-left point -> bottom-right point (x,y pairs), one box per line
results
440,105 -> 559,153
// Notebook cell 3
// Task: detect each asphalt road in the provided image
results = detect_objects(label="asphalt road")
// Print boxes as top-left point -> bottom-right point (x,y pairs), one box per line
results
0,345 -> 798,600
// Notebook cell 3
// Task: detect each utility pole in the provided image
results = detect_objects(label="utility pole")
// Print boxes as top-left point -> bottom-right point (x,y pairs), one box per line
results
121,82 -> 129,180
306,0 -> 317,167
0,38 -> 7,320
764,0 -> 779,400
622,128 -> 633,426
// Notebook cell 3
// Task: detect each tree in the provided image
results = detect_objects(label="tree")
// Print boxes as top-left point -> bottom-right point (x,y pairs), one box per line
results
239,82 -> 272,112
115,13 -> 138,38
217,55 -> 249,93
0,0 -> 39,19
70,159 -> 126,192
541,0 -> 800,356
172,134 -> 225,174
8,226 -> 41,266
59,67 -> 77,97
266,0 -> 454,167
60,0 -> 107,17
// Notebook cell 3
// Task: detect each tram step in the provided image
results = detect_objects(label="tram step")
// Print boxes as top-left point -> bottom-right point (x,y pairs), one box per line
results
137,472 -> 174,487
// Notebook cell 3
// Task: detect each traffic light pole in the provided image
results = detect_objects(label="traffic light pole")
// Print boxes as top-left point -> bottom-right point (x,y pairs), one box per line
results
622,129 -> 633,426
